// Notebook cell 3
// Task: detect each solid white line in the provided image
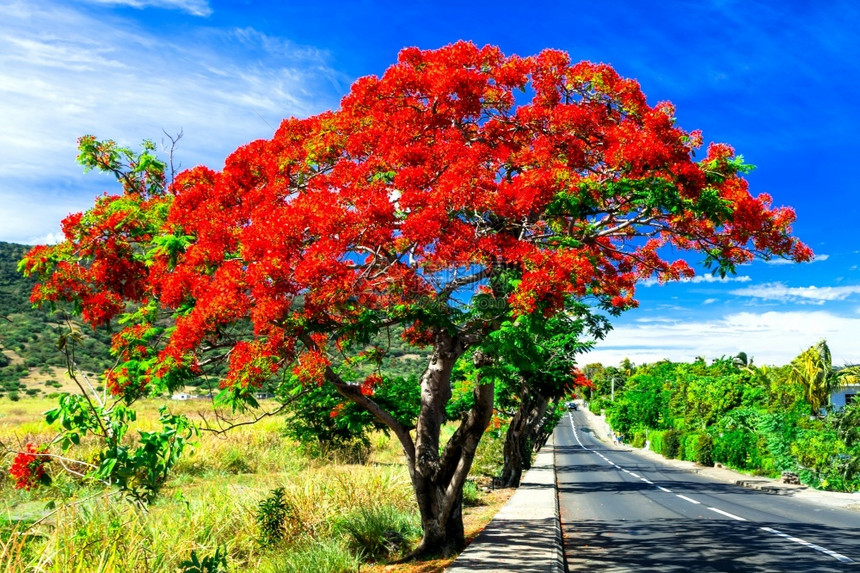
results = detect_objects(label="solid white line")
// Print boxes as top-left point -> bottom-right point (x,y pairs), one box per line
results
707,507 -> 746,521
676,494 -> 701,505
629,472 -> 641,478
761,527 -> 853,563
658,486 -> 672,493
641,478 -> 653,484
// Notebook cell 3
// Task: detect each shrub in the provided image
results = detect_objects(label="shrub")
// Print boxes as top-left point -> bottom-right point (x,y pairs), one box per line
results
178,546 -> 228,573
663,430 -> 681,459
589,396 -> 607,416
713,429 -> 763,470
462,479 -> 481,507
631,431 -> 646,449
471,433 -> 504,482
681,433 -> 699,462
695,434 -> 714,466
648,430 -> 664,455
256,487 -> 290,545
331,504 -> 421,561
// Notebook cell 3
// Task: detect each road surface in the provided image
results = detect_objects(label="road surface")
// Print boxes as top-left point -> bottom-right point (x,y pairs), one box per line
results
556,409 -> 860,572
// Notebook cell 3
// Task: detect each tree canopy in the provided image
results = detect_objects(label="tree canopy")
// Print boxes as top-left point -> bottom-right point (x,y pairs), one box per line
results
21,42 -> 810,556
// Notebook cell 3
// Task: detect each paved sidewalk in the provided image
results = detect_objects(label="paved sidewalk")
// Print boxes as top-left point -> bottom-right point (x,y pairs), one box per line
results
446,437 -> 564,573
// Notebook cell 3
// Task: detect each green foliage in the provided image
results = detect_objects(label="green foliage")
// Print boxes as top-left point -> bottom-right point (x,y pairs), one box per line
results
695,433 -> 714,466
283,374 -> 419,452
648,430 -> 664,455
178,546 -> 228,573
0,242 -> 114,394
469,423 -> 506,478
607,367 -> 669,435
462,479 -> 481,507
256,487 -> 290,545
594,351 -> 860,491
588,396 -> 607,415
331,504 -> 421,561
662,429 -> 681,459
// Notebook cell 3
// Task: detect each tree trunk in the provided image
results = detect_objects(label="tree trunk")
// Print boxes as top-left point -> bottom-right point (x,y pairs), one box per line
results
406,338 -> 495,558
499,381 -> 550,488
321,329 -> 494,558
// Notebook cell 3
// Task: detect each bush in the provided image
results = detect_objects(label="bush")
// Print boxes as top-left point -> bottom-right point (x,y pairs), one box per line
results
648,430 -> 664,455
462,479 -> 481,507
331,504 -> 421,561
470,425 -> 505,477
178,546 -> 228,573
695,434 -> 714,466
631,431 -> 646,449
713,429 -> 763,470
681,433 -> 699,462
663,430 -> 681,459
589,396 -> 607,416
256,487 -> 290,545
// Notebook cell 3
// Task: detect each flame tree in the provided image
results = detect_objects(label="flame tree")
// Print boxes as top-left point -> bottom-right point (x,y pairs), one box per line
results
22,42 -> 810,556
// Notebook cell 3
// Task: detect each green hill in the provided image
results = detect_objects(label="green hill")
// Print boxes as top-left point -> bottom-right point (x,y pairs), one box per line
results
0,241 -> 114,399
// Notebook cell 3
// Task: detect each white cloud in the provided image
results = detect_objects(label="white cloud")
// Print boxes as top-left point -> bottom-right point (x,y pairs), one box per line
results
703,298 -> 718,305
730,282 -> 860,304
0,1 -> 344,243
82,0 -> 212,17
765,253 -> 829,265
586,310 -> 860,367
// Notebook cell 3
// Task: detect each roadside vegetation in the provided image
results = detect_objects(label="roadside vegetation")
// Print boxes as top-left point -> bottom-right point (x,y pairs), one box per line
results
586,344 -> 860,492
0,396 -> 509,572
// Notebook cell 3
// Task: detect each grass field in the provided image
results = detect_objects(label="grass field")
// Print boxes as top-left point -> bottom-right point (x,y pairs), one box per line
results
0,395 -> 510,572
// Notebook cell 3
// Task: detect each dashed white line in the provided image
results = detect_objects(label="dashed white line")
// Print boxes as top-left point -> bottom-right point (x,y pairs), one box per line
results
629,472 -> 641,478
657,486 -> 672,493
708,507 -> 746,521
761,527 -> 853,563
676,494 -> 701,505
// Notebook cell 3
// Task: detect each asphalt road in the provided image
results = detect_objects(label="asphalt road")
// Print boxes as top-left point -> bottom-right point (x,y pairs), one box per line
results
556,409 -> 860,572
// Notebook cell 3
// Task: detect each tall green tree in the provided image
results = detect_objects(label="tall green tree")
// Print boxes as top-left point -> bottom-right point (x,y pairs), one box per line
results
788,339 -> 860,415
487,303 -> 607,487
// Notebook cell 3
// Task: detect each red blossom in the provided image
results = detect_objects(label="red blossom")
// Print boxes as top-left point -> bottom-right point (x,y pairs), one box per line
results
9,444 -> 50,490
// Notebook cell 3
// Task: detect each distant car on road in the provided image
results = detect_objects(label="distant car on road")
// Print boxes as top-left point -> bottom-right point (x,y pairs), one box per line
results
565,401 -> 577,411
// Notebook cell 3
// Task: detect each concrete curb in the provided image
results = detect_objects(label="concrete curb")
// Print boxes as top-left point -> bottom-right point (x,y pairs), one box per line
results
446,436 -> 564,572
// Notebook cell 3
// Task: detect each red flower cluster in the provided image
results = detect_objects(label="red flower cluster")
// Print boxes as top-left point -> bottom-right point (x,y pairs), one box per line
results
20,42 -> 812,406
8,444 -> 50,490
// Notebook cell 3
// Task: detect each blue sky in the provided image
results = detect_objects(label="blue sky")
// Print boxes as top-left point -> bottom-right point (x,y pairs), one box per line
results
2,0 -> 859,367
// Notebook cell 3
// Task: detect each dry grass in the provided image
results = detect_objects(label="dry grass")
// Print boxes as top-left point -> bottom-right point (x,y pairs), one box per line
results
0,396 -> 512,572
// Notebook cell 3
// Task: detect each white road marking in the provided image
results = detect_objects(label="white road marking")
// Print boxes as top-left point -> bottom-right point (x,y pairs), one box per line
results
676,494 -> 701,505
761,527 -> 853,563
708,507 -> 746,521
629,472 -> 641,478
657,486 -> 672,493
641,478 -> 653,484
